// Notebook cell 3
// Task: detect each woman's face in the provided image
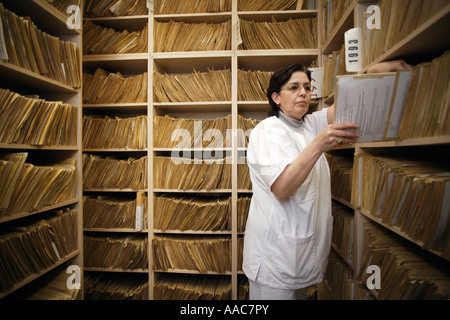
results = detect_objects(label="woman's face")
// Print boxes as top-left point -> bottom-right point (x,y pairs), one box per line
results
271,71 -> 311,121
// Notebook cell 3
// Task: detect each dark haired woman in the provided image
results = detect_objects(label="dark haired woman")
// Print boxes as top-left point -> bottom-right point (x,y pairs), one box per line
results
242,64 -> 359,300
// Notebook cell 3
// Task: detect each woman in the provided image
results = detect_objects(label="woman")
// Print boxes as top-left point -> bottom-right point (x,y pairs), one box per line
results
242,64 -> 359,300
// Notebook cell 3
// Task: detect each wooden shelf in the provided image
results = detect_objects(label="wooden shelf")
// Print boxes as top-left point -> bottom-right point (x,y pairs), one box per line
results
83,148 -> 147,152
361,3 -> 450,72
84,267 -> 149,274
84,189 -> 147,192
321,1 -> 356,54
83,103 -> 148,111
0,0 -> 83,299
1,0 -> 81,36
0,143 -> 78,150
154,12 -> 232,23
154,269 -> 232,276
322,0 -> 450,301
84,15 -> 149,30
153,189 -> 232,193
0,250 -> 80,299
237,9 -> 318,21
359,209 -> 448,261
0,198 -> 80,224
0,61 -> 79,94
153,101 -> 232,113
83,54 -> 149,74
84,228 -> 148,233
154,230 -> 232,234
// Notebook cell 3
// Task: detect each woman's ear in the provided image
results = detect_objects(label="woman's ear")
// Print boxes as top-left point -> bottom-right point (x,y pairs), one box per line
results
271,91 -> 280,106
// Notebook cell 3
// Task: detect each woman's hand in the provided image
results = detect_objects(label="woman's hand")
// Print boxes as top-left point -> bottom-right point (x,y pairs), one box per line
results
313,122 -> 359,152
367,60 -> 413,73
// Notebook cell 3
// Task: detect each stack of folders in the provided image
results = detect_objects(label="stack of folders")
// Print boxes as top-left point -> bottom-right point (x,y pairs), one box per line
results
239,277 -> 249,300
153,68 -> 231,102
153,156 -> 231,190
322,44 -> 350,98
0,153 -> 77,217
238,0 -> 311,11
324,250 -> 355,300
238,115 -> 262,147
83,68 -> 148,104
335,50 -> 450,142
355,154 -> 450,258
153,115 -> 231,148
82,154 -> 148,190
83,20 -> 148,55
84,0 -> 147,17
153,20 -> 231,52
152,235 -> 231,273
239,17 -> 317,50
154,195 -> 231,232
359,222 -> 450,299
0,4 -> 81,87
238,69 -> 273,101
397,51 -> 450,139
154,0 -> 231,14
331,202 -> 354,261
327,155 -> 353,204
84,273 -> 149,300
154,274 -> 231,300
237,236 -> 244,272
84,234 -> 148,270
321,0 -> 353,44
83,115 -> 147,149
237,156 -> 251,190
0,209 -> 79,294
237,196 -> 251,233
361,0 -> 449,67
19,267 -> 80,300
83,193 -> 148,229
0,89 -> 77,146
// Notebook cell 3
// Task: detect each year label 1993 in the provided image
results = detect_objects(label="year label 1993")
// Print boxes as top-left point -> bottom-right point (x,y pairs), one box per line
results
344,28 -> 363,72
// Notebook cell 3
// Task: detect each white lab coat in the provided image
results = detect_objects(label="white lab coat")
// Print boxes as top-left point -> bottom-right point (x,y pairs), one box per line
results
243,108 -> 333,289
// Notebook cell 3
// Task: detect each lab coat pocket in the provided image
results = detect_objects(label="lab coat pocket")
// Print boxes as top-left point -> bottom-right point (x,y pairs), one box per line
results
273,233 -> 318,280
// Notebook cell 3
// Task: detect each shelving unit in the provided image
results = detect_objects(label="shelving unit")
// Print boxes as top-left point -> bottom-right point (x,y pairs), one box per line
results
80,1 -> 151,299
323,0 -> 450,300
0,0 -> 83,299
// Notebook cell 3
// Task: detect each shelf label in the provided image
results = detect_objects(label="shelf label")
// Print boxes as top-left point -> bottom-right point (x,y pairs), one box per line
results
344,27 -> 362,73
135,205 -> 143,231
235,19 -> 243,46
135,191 -> 144,231
147,0 -> 154,12
308,67 -> 323,99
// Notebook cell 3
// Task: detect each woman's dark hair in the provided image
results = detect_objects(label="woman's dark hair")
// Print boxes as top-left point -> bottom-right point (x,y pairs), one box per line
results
267,64 -> 311,117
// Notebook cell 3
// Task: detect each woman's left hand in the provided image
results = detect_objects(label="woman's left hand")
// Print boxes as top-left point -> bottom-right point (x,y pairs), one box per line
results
314,122 -> 359,152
